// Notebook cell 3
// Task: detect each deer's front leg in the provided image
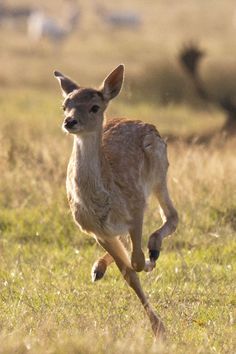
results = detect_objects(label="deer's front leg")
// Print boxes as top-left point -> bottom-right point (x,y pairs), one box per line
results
129,217 -> 156,273
129,218 -> 145,272
97,237 -> 165,339
91,252 -> 113,282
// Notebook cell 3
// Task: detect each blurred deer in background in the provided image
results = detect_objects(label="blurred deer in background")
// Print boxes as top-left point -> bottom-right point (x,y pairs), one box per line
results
93,1 -> 141,29
180,44 -> 236,135
28,2 -> 79,44
0,1 -> 32,27
54,65 -> 178,338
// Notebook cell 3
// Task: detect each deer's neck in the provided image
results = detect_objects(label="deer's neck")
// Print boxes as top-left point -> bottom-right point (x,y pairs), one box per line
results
71,129 -> 108,202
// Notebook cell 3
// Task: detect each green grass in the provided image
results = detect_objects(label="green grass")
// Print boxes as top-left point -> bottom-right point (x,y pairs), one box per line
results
0,203 -> 235,353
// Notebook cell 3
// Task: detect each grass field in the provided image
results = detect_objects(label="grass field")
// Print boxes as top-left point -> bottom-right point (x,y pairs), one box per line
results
0,0 -> 236,353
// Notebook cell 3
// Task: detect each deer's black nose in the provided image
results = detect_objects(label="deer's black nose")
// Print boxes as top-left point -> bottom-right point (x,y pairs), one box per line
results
64,117 -> 77,129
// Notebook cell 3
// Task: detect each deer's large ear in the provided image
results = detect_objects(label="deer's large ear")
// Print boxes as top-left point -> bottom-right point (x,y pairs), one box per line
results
54,71 -> 79,97
100,64 -> 124,101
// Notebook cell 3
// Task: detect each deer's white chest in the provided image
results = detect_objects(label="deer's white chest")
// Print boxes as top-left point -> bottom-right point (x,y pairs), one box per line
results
66,174 -> 130,238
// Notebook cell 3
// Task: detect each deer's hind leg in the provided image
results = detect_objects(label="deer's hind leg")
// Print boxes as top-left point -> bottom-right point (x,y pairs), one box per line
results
148,178 -> 178,263
144,135 -> 178,264
143,135 -> 178,265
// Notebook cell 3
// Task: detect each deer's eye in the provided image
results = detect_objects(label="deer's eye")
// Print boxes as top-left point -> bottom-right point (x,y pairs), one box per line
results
90,105 -> 99,113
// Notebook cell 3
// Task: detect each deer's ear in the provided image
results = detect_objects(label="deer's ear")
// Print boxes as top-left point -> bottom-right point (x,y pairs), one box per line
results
54,71 -> 79,97
100,64 -> 124,101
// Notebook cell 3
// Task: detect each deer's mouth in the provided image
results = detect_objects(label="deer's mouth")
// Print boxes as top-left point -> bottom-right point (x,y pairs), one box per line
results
62,122 -> 82,134
62,119 -> 82,134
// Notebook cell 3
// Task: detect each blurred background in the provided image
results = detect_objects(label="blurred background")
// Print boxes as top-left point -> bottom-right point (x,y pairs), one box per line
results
1,0 -> 236,135
0,1 -> 236,99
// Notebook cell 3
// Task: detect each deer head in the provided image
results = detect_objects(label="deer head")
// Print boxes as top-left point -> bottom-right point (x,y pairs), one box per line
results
54,64 -> 124,135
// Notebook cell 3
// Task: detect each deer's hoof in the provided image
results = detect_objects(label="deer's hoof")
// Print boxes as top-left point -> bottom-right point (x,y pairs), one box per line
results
154,321 -> 166,341
147,232 -> 162,263
149,249 -> 160,262
91,270 -> 105,282
91,260 -> 107,282
144,259 -> 156,272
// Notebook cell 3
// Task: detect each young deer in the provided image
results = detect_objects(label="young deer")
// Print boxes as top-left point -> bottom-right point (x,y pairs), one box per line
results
54,65 -> 178,338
